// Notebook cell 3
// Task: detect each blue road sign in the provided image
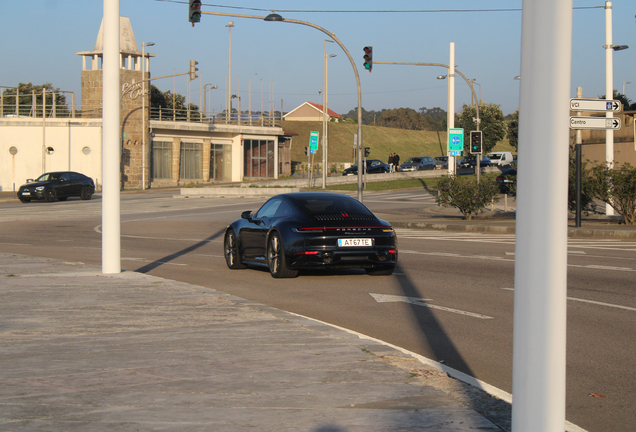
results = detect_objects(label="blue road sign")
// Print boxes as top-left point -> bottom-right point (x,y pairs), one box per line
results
448,128 -> 464,152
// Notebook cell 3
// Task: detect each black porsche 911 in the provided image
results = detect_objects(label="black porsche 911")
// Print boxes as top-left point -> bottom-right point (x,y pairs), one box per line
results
18,171 -> 95,203
224,192 -> 398,278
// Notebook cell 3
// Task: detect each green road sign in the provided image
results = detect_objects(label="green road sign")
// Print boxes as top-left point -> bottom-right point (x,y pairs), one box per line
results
448,128 -> 464,154
309,131 -> 319,154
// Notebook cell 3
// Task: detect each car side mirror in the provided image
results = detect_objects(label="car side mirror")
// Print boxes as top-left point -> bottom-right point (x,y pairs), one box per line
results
241,211 -> 252,220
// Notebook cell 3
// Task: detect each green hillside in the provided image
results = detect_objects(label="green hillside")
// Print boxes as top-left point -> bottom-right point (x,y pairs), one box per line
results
279,121 -> 514,165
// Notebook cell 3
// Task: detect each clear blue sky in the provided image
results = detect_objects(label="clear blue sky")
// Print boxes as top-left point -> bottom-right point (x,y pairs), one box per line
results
1,1 -> 634,116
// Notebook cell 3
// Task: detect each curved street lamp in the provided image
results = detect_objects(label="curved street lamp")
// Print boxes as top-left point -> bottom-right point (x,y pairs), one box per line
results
203,83 -> 218,119
200,9 -> 366,201
142,41 -> 155,191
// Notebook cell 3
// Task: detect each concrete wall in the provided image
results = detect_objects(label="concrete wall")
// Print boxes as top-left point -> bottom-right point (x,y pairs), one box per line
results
0,119 -> 102,192
579,112 -> 636,167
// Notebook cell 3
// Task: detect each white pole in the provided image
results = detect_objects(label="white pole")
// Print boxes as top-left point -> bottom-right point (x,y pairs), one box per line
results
447,43 -> 455,176
142,43 -> 146,190
322,40 -> 327,189
227,21 -> 233,124
512,1 -> 571,431
102,0 -> 121,274
605,1 -> 615,216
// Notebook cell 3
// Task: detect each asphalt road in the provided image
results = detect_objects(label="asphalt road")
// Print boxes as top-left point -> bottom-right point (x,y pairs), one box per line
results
0,190 -> 634,432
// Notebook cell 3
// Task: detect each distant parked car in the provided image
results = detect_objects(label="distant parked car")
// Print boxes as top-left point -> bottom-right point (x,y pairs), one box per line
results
496,168 -> 517,193
434,156 -> 461,170
398,156 -> 436,172
459,155 -> 492,169
18,171 -> 95,203
342,159 -> 390,176
486,151 -> 515,166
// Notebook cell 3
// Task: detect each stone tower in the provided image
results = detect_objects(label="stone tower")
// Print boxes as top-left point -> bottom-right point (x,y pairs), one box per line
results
76,17 -> 155,189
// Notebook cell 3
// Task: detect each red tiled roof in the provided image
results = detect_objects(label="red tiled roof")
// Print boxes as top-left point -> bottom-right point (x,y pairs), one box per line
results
305,102 -> 342,118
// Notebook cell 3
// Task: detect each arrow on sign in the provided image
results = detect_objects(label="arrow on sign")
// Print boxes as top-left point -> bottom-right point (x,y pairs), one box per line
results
569,116 -> 621,130
570,98 -> 621,112
370,293 -> 494,319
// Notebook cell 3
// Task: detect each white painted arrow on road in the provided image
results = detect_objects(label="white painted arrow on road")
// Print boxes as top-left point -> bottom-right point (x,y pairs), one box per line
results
370,293 -> 494,320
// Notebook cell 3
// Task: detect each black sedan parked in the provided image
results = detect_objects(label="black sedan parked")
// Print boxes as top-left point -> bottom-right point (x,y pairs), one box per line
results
342,159 -> 390,176
496,168 -> 517,193
459,155 -> 492,169
224,192 -> 398,278
18,171 -> 95,203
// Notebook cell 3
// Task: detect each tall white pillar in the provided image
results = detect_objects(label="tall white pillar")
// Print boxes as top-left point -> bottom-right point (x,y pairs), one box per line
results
605,1 -> 615,216
102,0 -> 121,274
447,42 -> 455,176
512,1 -> 572,431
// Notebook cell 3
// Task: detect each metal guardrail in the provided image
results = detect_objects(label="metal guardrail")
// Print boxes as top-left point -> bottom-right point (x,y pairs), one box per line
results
150,107 -> 278,126
1,104 -> 102,119
1,103 -> 280,126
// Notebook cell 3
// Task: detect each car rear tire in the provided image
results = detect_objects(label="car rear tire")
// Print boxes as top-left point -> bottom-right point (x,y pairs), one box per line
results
80,187 -> 93,200
224,229 -> 247,270
267,232 -> 298,278
19,198 -> 31,203
44,189 -> 56,202
365,265 -> 395,276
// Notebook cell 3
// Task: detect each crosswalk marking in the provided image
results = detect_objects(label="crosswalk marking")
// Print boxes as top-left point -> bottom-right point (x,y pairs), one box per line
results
394,228 -> 636,252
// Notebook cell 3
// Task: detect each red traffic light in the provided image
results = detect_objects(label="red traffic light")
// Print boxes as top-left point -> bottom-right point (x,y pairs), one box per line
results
189,0 -> 202,24
363,46 -> 372,72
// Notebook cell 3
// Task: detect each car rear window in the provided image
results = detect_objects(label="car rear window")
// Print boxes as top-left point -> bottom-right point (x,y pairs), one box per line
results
291,196 -> 373,216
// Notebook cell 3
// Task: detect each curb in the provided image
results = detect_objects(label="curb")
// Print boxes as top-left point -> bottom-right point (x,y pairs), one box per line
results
388,220 -> 636,240
389,220 -> 516,235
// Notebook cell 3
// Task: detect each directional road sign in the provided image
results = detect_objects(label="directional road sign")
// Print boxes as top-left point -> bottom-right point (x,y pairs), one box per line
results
447,128 -> 464,152
570,98 -> 621,112
309,131 -> 319,154
569,116 -> 621,130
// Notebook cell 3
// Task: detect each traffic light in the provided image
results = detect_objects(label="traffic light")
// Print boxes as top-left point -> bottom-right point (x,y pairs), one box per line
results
188,0 -> 201,25
364,147 -> 370,157
189,60 -> 198,81
470,131 -> 483,154
305,147 -> 309,156
363,46 -> 372,72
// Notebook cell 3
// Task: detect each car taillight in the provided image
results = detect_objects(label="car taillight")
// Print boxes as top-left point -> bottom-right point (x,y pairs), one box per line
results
294,251 -> 320,255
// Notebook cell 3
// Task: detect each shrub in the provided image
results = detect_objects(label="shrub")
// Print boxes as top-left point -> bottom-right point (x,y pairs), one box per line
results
589,163 -> 636,225
568,160 -> 597,215
432,176 -> 500,220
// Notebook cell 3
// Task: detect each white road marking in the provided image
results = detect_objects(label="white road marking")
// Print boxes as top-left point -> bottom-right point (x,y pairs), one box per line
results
370,293 -> 494,320
501,288 -> 636,312
400,249 -> 511,262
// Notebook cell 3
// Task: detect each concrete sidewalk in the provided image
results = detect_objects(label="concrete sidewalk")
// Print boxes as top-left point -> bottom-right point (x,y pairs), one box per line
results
0,253 -> 512,432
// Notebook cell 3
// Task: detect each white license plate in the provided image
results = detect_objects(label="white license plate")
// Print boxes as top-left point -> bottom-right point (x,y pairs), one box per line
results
338,238 -> 373,247
22,192 -> 30,196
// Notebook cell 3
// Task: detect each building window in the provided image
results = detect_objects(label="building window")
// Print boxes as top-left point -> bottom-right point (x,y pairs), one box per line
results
180,141 -> 203,180
152,141 -> 172,179
244,139 -> 275,178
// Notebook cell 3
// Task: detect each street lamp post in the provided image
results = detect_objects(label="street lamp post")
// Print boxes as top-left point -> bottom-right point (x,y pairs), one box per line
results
623,81 -> 631,95
203,83 -> 218,119
226,21 -> 234,124
196,10 -> 364,200
262,13 -> 364,200
436,62 -> 480,178
604,1 -> 629,216
322,39 -> 336,189
141,41 -> 154,191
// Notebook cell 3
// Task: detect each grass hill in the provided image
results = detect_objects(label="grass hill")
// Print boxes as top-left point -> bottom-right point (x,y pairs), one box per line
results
278,121 -> 514,166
